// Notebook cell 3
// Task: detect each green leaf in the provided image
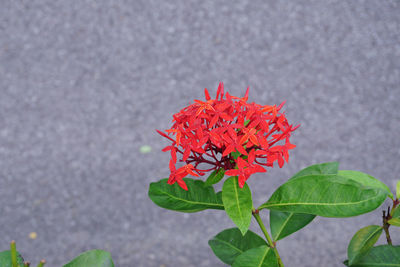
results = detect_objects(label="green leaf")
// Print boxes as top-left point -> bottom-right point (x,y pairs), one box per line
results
270,210 -> 315,241
269,162 -> 338,241
63,250 -> 114,267
208,228 -> 267,265
204,169 -> 225,186
338,170 -> 393,199
232,245 -> 278,267
347,225 -> 383,265
148,178 -> 224,212
222,177 -> 253,235
0,250 -> 24,267
388,206 -> 400,226
260,174 -> 388,217
397,180 -> 400,199
388,218 -> 400,226
291,162 -> 339,179
343,245 -> 400,266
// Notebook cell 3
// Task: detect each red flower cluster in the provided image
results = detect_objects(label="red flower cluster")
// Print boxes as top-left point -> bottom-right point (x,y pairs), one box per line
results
157,83 -> 298,190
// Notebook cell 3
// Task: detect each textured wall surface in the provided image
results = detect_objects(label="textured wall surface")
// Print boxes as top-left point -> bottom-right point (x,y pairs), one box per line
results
1,1 -> 400,266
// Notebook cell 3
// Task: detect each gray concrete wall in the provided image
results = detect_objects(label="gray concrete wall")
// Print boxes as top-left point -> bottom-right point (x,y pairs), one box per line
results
0,1 -> 399,266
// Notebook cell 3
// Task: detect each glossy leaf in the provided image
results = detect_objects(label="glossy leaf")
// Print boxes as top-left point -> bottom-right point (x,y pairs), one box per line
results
260,174 -> 388,217
338,170 -> 393,199
388,206 -> 400,227
270,210 -> 315,241
0,250 -> 24,267
344,245 -> 400,266
232,245 -> 278,267
397,180 -> 400,199
63,250 -> 114,267
269,162 -> 339,241
222,176 -> 253,235
208,228 -> 267,265
347,225 -> 383,265
290,162 -> 339,179
204,169 -> 225,186
148,178 -> 224,212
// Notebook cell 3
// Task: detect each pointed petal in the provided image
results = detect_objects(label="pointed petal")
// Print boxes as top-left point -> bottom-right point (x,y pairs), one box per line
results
236,157 -> 248,169
238,175 -> 246,188
216,101 -> 230,111
171,148 -> 177,163
161,145 -> 172,152
249,135 -> 259,146
283,148 -> 289,162
236,144 -> 248,155
176,131 -> 182,146
196,107 -> 204,116
183,147 -> 191,161
227,127 -> 237,139
239,134 -> 249,145
292,124 -> 300,131
209,114 -> 219,128
204,88 -> 211,100
176,178 -> 188,190
222,144 -> 236,157
220,113 -> 233,121
248,149 -> 256,163
194,99 -> 205,104
169,159 -> 176,172
244,86 -> 250,101
168,172 -> 176,184
225,169 -> 239,176
278,154 -> 284,168
187,168 -> 199,177
216,82 -> 224,100
277,100 -> 286,111
253,165 -> 267,173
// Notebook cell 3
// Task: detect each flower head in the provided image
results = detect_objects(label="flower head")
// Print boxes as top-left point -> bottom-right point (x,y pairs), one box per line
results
157,83 -> 298,190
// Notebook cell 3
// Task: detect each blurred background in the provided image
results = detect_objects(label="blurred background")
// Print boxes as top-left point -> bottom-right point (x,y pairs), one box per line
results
1,1 -> 399,266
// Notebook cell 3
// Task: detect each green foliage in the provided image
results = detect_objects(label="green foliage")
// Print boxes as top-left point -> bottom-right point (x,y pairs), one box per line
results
260,174 -> 388,217
0,251 -> 24,267
222,177 -> 253,235
270,162 -> 340,241
397,180 -> 400,199
344,245 -> 400,266
270,211 -> 315,241
204,169 -> 225,186
63,250 -> 114,267
1,242 -> 114,267
347,225 -> 383,265
148,178 -> 224,212
290,161 -> 339,179
388,207 -> 400,227
208,228 -> 266,265
232,245 -> 278,267
147,162 -> 397,266
338,170 -> 393,199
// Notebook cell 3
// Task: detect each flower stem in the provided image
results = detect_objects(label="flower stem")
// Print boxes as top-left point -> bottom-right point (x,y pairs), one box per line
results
252,210 -> 284,267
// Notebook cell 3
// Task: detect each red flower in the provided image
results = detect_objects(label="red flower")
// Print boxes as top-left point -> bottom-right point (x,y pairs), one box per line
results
157,82 -> 298,190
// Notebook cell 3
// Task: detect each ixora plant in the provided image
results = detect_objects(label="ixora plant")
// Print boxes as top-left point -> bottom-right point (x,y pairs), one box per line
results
148,83 -> 400,267
0,241 -> 114,267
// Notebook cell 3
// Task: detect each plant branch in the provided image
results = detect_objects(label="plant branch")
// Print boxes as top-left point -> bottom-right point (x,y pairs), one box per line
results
382,198 -> 399,246
252,209 -> 284,267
